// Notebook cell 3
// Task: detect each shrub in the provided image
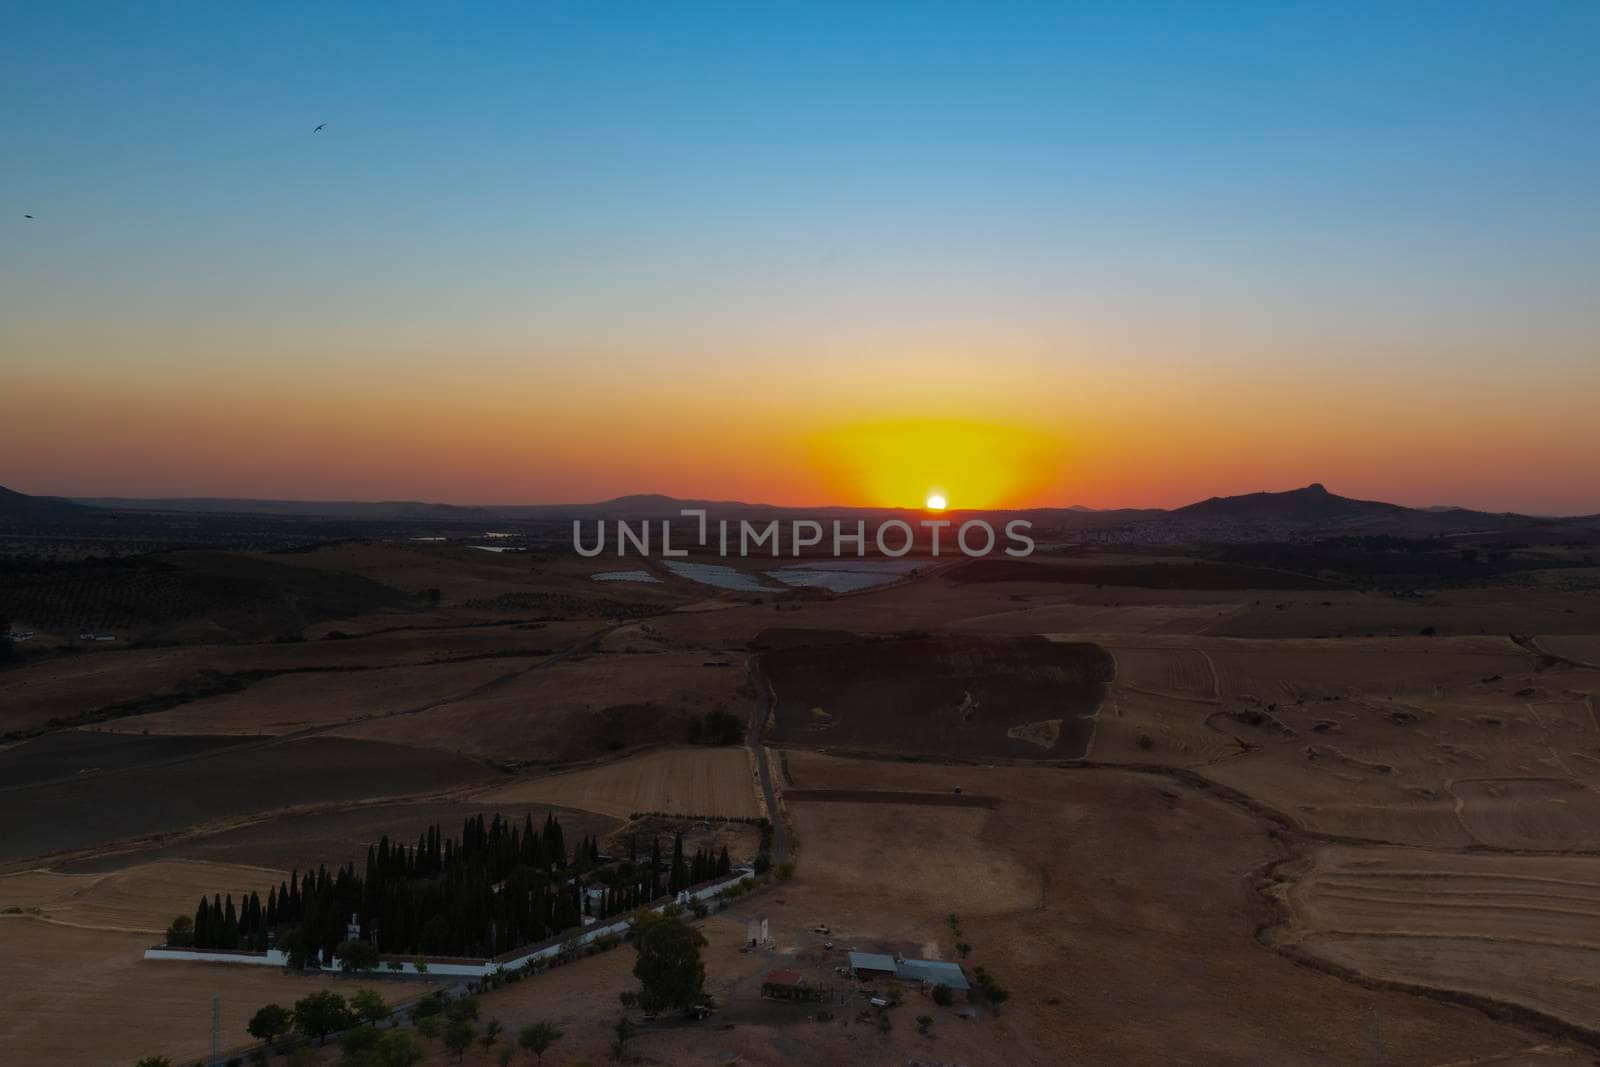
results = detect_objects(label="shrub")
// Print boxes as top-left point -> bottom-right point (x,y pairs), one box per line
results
931,984 -> 954,1007
165,914 -> 194,947
411,991 -> 450,1019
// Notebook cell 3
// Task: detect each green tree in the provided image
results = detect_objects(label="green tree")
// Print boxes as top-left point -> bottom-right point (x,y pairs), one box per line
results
133,1058 -> 174,1067
338,938 -> 380,972
609,1016 -> 634,1061
481,1018 -> 502,1048
368,1031 -> 424,1067
340,1026 -> 382,1059
972,966 -> 1010,1012
632,915 -> 707,1014
518,1020 -> 562,1061
366,1036 -> 422,1067
443,1018 -> 476,1061
247,1003 -> 293,1046
342,1028 -> 425,1067
164,914 -> 194,947
350,987 -> 389,1027
444,995 -> 479,1025
293,989 -> 353,1044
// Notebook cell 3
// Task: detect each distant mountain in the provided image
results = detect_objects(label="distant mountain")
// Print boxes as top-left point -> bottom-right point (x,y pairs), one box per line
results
1171,483 -> 1406,523
73,496 -> 501,521
0,485 -> 96,525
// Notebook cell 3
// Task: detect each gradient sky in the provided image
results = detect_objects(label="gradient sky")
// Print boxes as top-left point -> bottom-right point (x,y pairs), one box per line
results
3,3 -> 1597,512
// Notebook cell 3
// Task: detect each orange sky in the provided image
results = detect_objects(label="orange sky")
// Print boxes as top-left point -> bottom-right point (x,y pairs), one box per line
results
3,345 -> 1596,513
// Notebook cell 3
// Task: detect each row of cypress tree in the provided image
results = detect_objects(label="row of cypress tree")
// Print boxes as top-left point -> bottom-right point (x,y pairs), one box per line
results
189,813 -> 733,961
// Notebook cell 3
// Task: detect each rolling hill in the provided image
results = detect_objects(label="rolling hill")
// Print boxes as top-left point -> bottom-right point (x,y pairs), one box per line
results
1171,483 -> 1406,522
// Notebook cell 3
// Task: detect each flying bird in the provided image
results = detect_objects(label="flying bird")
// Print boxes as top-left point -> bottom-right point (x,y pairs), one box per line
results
313,123 -> 326,132
23,214 -> 33,219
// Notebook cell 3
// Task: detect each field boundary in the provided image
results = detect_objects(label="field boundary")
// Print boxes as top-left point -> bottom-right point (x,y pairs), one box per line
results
782,788 -> 999,808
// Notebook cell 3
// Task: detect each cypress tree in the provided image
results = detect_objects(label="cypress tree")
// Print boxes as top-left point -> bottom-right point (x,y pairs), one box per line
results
194,897 -> 210,949
670,832 -> 686,894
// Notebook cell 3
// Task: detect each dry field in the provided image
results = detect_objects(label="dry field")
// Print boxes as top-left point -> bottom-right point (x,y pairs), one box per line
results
95,655 -> 547,736
0,859 -> 282,933
1278,845 -> 1600,1033
0,732 -> 492,867
270,541 -> 691,612
0,917 -> 431,1067
335,650 -> 754,763
0,619 -> 598,736
481,745 -> 762,818
1539,634 -> 1600,668
51,800 -> 619,882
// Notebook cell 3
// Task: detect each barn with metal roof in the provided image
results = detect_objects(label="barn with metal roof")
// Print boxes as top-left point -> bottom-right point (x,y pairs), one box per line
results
847,951 -> 969,990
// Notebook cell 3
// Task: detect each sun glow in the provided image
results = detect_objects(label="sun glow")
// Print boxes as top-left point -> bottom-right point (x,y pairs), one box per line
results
807,417 -> 1066,510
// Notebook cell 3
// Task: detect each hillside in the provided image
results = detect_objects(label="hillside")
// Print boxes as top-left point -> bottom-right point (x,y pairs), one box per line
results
0,551 -> 414,641
1171,483 -> 1408,522
0,485 -> 96,526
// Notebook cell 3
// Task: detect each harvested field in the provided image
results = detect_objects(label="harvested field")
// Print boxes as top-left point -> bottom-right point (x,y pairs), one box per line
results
0,859 -> 281,933
951,557 -> 1338,589
55,800 -> 617,876
959,601 -> 1236,634
0,732 -> 490,866
334,652 -> 753,764
1452,778 -> 1600,850
1282,844 -> 1600,1035
784,788 -> 999,807
1106,644 -> 1217,698
278,541 -> 691,613
762,631 -> 1111,759
0,918 -> 430,1066
95,655 -> 545,735
0,621 -> 595,737
1539,635 -> 1600,668
481,746 -> 761,818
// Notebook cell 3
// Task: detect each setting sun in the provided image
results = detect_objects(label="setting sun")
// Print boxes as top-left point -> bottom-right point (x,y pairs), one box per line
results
925,492 -> 948,511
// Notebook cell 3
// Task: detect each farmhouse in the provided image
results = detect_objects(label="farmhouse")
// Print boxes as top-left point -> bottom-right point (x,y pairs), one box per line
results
847,951 -> 970,992
762,969 -> 825,1002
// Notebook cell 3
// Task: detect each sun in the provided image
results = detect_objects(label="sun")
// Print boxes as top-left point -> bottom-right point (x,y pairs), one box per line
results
925,492 -> 948,511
